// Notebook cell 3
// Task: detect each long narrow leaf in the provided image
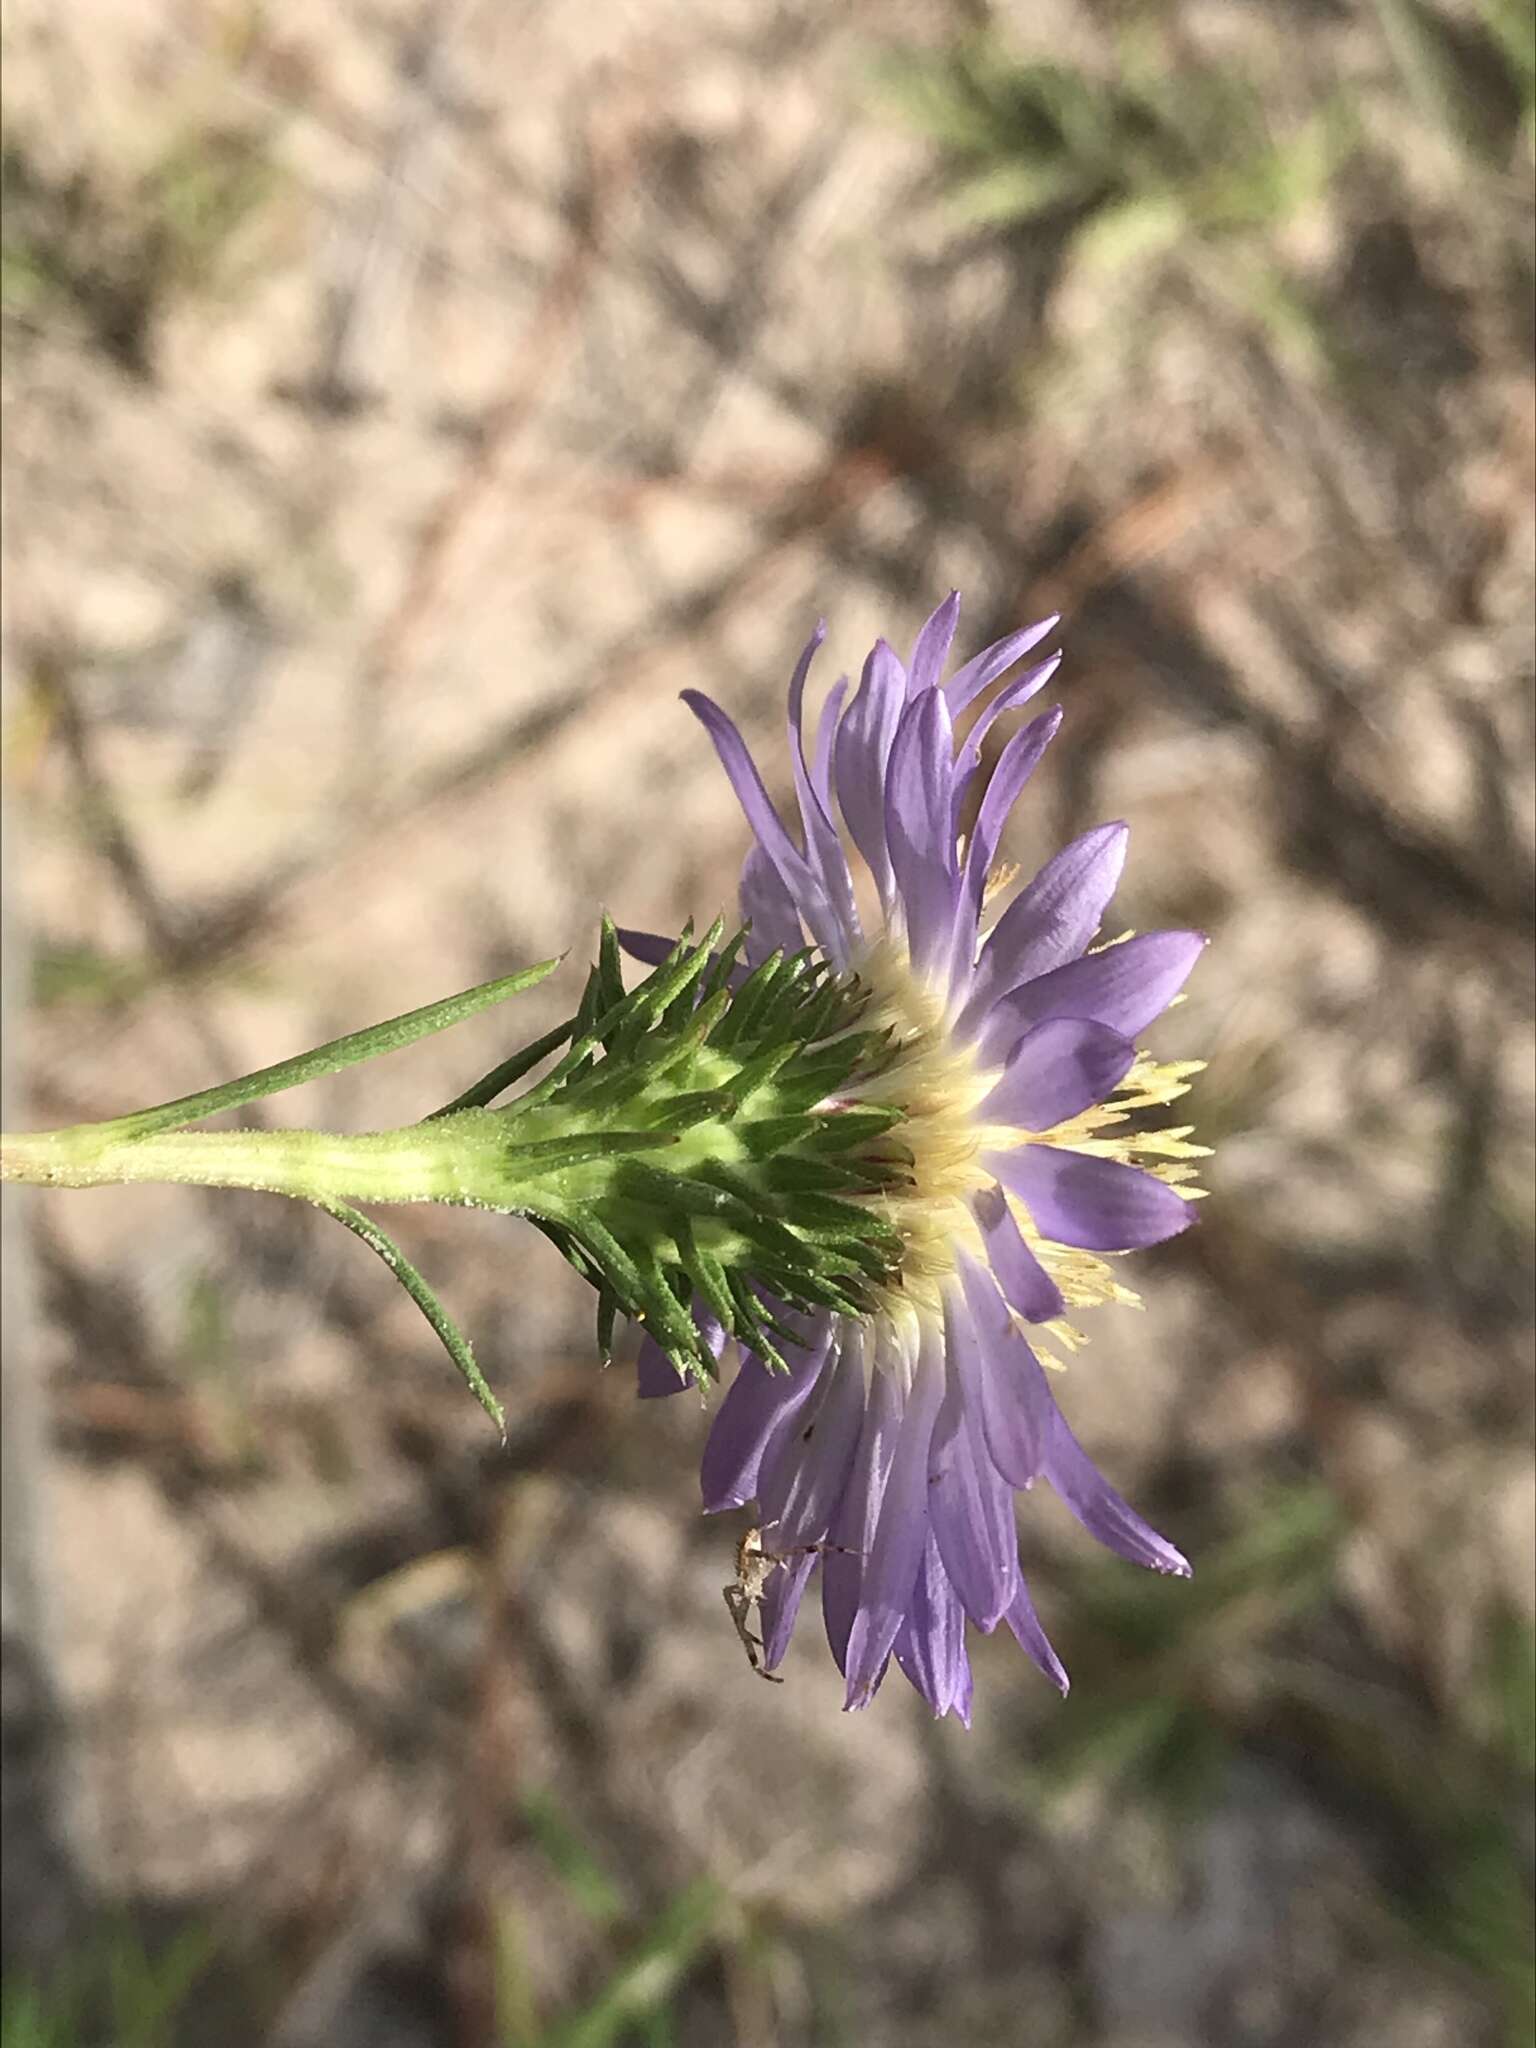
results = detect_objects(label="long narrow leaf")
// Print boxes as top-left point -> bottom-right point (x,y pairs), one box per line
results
109,959 -> 560,1141
429,1012 -> 577,1118
313,1197 -> 505,1434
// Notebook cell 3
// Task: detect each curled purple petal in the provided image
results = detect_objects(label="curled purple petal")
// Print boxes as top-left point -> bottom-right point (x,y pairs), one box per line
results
988,1145 -> 1197,1252
959,653 -> 1063,768
908,590 -> 961,699
758,1328 -> 866,1540
758,1550 -> 818,1676
970,1184 -> 1067,1323
756,1333 -> 868,1671
681,689 -> 838,951
947,661 -> 1062,851
978,1017 -> 1138,1132
958,706 -> 1064,933
945,615 -> 1060,714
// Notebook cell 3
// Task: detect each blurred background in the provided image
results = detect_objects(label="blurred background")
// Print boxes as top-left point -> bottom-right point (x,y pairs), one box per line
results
2,3 -> 1533,2044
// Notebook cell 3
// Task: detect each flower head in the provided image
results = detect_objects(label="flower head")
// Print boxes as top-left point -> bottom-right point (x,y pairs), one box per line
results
631,594 -> 1209,1719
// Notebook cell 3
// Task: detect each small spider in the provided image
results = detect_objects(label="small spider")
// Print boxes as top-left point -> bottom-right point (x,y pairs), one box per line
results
723,1525 -> 855,1683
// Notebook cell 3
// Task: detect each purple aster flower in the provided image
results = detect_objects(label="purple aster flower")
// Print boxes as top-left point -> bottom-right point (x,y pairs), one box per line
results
630,593 -> 1209,1720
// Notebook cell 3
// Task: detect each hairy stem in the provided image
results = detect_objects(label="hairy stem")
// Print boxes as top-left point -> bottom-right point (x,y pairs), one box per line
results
0,1112 -> 515,1206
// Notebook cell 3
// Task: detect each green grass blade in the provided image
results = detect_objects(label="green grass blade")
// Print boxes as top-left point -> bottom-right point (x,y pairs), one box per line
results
545,1882 -> 726,2048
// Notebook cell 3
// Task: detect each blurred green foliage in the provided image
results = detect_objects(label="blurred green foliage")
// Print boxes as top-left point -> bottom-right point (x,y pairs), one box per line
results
1,1917 -> 216,2048
1373,0 -> 1534,163
874,35 -> 1353,246
1,1810 -> 736,2048
1033,1480 -> 1345,1811
497,1795 -> 733,2048
1020,1482 -> 1535,2046
875,7 -> 1530,382
1,122 -> 281,373
873,27 -> 1362,382
31,941 -> 159,1011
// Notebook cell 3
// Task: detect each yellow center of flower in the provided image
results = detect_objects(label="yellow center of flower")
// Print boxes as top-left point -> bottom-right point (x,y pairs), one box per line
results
842,934 -> 1209,1367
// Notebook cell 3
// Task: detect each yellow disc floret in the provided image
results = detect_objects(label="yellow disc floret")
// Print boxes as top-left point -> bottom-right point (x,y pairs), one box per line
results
838,933 -> 1209,1370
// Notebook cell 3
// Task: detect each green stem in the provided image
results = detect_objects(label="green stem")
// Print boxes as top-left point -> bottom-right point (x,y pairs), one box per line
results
0,1113 -> 516,1205
0,1114 -> 532,1430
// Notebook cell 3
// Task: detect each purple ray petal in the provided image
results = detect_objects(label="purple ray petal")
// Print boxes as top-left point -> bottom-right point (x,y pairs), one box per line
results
958,706 -> 1064,930
758,1328 -> 866,1539
759,1550 -> 818,1677
1041,1402 -> 1190,1576
680,688 -> 838,951
642,1297 -> 726,1390
964,823 -> 1130,1024
928,1367 -> 1020,1630
908,590 -> 961,699
893,1533 -> 973,1723
970,1183 -> 1067,1322
620,927 -> 748,994
948,670 -> 1062,853
844,1333 -> 946,1706
695,1303 -> 727,1360
835,639 -> 906,909
699,1333 -> 831,1513
811,674 -> 849,811
822,1361 -> 903,1673
960,653 -> 1064,767
988,1145 -> 1197,1251
617,928 -> 680,968
978,1018 -> 1138,1132
947,661 -> 1063,852
739,844 -> 803,968
885,688 -> 959,981
974,929 -> 1206,1065
758,1344 -> 868,1671
636,1331 -> 692,1398
952,1260 -> 1054,1488
1005,1575 -> 1069,1695
786,624 -> 861,962
945,615 -> 1060,714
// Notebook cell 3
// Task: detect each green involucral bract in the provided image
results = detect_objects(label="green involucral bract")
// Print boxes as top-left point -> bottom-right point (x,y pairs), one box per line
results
500,921 -> 907,1381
